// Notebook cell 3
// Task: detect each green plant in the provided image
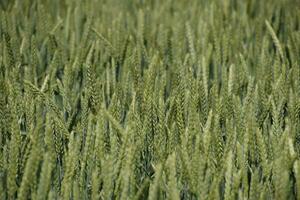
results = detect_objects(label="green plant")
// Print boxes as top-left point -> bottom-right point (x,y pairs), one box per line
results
0,0 -> 300,199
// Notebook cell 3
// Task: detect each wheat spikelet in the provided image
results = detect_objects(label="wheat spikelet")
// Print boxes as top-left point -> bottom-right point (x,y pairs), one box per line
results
17,131 -> 42,200
148,163 -> 163,200
265,20 -> 284,61
36,152 -> 53,200
166,153 -> 180,200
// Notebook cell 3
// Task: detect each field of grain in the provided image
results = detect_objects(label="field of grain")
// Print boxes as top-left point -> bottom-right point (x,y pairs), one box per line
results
0,0 -> 300,199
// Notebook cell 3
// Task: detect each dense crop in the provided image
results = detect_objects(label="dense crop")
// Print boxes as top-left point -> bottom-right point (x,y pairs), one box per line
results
0,0 -> 300,199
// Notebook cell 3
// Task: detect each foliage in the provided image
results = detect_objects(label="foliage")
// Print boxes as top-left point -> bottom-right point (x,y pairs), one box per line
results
0,0 -> 300,199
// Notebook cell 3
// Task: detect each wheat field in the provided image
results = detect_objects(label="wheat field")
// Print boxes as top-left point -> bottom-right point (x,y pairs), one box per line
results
0,0 -> 300,199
